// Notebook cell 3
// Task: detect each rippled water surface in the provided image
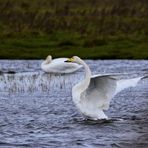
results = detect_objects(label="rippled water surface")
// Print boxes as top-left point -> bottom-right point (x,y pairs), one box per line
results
0,60 -> 148,148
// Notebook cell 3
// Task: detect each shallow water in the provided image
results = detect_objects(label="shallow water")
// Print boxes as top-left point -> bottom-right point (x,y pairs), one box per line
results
0,60 -> 148,148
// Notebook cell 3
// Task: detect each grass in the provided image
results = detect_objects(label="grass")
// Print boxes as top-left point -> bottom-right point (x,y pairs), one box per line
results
0,32 -> 147,59
0,0 -> 148,59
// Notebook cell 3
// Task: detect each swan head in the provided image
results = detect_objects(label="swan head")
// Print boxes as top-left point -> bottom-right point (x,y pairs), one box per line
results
66,56 -> 82,64
45,55 -> 52,63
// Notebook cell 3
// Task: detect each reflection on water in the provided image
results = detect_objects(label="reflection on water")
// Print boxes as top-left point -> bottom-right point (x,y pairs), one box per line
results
0,60 -> 148,148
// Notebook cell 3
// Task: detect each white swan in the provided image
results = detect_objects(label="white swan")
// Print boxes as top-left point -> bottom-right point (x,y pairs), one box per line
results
41,55 -> 82,73
66,56 -> 146,120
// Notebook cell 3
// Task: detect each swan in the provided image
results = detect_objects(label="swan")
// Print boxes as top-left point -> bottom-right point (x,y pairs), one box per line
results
41,55 -> 82,73
66,56 -> 147,120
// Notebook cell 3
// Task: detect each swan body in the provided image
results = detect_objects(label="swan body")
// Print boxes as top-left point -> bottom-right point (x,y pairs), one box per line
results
41,55 -> 82,73
67,56 -> 146,120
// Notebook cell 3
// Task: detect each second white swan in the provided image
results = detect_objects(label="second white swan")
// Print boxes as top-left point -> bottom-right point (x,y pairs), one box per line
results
41,55 -> 82,74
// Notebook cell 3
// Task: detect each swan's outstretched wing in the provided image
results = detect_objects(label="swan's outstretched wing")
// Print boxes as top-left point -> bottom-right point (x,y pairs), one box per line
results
84,75 -> 145,111
90,75 -> 117,99
115,76 -> 145,95
91,74 -> 146,96
84,75 -> 117,110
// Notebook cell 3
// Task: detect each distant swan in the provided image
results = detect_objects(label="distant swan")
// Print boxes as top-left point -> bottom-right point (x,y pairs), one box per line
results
66,56 -> 147,120
41,55 -> 82,73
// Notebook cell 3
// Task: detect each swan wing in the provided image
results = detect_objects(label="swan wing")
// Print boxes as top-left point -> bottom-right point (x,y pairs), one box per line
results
89,75 -> 117,99
115,76 -> 144,95
83,75 -> 117,110
50,63 -> 80,72
83,75 -> 143,112
92,74 -> 145,95
50,58 -> 81,73
51,58 -> 68,64
92,73 -> 128,79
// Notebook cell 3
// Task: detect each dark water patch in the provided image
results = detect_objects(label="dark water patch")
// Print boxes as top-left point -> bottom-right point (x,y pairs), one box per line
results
142,69 -> 148,72
0,141 -> 32,147
117,142 -> 148,148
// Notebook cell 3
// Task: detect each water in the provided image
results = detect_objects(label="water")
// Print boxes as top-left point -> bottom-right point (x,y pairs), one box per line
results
0,60 -> 148,148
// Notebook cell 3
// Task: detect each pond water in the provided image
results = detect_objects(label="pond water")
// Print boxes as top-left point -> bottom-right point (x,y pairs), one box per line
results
0,60 -> 148,148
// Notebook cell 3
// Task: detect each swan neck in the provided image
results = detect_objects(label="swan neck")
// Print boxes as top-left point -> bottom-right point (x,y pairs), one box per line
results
82,61 -> 91,79
43,58 -> 52,65
76,59 -> 91,92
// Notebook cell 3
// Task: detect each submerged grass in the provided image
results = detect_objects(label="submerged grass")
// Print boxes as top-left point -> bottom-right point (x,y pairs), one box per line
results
0,0 -> 148,59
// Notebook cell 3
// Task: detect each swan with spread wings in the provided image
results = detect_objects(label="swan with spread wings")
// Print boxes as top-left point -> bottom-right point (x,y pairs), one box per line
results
66,56 -> 146,120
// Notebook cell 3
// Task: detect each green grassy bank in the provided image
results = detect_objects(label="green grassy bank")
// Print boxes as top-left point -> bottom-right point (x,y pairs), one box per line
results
0,33 -> 147,59
0,0 -> 148,59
